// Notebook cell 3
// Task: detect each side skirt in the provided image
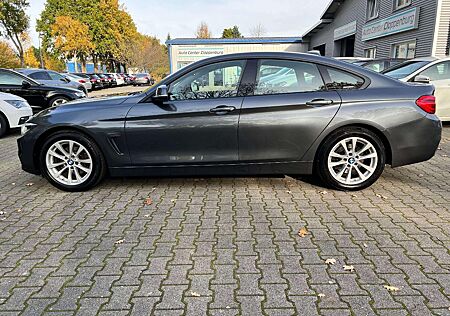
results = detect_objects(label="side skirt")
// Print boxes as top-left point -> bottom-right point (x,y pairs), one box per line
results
108,161 -> 313,177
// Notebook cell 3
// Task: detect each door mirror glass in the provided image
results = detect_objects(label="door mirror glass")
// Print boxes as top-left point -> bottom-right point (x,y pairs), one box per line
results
413,75 -> 431,84
22,81 -> 31,89
153,84 -> 169,102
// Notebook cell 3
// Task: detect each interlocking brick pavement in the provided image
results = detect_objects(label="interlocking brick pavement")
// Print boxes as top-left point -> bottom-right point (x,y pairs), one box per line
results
0,127 -> 449,315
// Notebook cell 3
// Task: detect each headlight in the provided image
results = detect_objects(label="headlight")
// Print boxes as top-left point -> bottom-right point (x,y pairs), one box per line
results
21,122 -> 37,135
5,100 -> 29,109
75,91 -> 86,98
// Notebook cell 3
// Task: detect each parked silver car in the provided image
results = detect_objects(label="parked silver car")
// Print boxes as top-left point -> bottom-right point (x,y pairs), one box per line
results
64,73 -> 92,94
133,73 -> 153,86
16,69 -> 86,94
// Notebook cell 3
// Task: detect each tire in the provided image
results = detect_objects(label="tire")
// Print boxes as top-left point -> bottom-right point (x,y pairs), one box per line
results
0,113 -> 8,138
315,127 -> 386,191
40,131 -> 106,191
49,96 -> 70,107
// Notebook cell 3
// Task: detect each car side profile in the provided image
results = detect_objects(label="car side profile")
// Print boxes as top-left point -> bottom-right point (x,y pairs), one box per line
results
0,68 -> 86,110
18,52 -> 442,191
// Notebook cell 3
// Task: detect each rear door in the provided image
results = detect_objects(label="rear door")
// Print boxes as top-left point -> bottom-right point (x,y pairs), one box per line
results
238,59 -> 342,162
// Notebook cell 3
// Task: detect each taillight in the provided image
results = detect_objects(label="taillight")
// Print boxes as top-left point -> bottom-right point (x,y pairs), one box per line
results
416,95 -> 436,114
79,79 -> 86,83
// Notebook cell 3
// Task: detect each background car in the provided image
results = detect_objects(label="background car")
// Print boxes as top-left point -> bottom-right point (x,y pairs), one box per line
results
383,57 -> 450,121
357,58 -> 407,72
18,52 -> 441,192
0,92 -> 33,138
0,68 -> 86,110
94,73 -> 111,88
133,73 -> 152,86
17,69 -> 85,93
107,73 -> 125,86
63,73 -> 92,94
105,74 -> 117,86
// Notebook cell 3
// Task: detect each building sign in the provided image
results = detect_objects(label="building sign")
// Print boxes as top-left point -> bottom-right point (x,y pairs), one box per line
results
334,21 -> 357,40
177,46 -> 224,59
362,7 -> 419,41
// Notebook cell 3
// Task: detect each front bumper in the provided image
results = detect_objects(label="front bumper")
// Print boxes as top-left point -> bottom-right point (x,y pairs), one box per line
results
17,127 -> 43,175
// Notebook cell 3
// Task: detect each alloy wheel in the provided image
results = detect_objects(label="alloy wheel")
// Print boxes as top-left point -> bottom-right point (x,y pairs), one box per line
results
327,137 -> 378,185
45,140 -> 93,186
52,98 -> 68,107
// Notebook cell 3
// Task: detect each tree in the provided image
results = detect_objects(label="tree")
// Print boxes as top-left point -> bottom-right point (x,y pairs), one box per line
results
24,47 -> 39,68
250,23 -> 266,38
222,26 -> 243,39
0,41 -> 20,68
196,22 -> 211,39
51,16 -> 95,72
0,0 -> 30,67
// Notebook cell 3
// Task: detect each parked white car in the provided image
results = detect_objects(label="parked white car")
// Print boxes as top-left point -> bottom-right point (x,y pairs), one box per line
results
0,92 -> 33,138
107,73 -> 125,86
383,57 -> 450,121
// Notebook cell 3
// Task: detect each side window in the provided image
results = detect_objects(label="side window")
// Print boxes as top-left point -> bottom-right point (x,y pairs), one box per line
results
325,68 -> 365,90
419,62 -> 450,81
255,60 -> 325,95
0,72 -> 26,85
29,71 -> 51,80
169,60 -> 245,100
48,71 -> 65,80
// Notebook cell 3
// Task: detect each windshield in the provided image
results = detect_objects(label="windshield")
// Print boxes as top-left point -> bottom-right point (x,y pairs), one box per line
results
383,61 -> 430,79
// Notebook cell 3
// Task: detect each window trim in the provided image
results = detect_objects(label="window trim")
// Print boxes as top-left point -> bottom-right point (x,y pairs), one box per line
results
366,0 -> 380,21
390,39 -> 417,59
364,47 -> 377,59
318,65 -> 368,90
393,0 -> 412,12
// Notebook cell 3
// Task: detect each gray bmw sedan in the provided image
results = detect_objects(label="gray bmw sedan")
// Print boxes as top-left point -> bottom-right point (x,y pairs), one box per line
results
18,52 -> 442,191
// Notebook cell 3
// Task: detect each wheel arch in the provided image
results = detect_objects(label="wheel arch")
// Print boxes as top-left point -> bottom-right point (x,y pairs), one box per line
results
33,126 -> 104,172
0,110 -> 10,128
312,123 -> 393,168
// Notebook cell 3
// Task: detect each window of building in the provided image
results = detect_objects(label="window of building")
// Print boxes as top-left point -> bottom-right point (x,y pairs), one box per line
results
324,68 -> 365,90
254,60 -> 325,95
364,47 -> 377,59
394,0 -> 412,10
366,0 -> 379,20
169,60 -> 245,100
391,40 -> 416,59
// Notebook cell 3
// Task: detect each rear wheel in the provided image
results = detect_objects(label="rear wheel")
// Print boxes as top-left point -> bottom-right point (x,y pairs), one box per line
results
49,96 -> 70,107
0,114 -> 8,138
316,127 -> 385,191
40,131 -> 106,191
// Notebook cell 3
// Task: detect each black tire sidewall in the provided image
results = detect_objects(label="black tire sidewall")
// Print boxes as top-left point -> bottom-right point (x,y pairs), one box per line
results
0,114 -> 7,137
317,128 -> 386,191
39,131 -> 106,191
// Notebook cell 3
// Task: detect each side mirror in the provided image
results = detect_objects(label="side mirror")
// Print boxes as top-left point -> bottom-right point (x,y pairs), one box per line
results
152,85 -> 169,102
21,81 -> 31,89
61,77 -> 70,83
413,75 -> 431,84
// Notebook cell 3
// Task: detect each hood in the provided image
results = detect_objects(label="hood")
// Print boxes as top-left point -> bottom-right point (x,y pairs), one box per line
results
0,92 -> 26,101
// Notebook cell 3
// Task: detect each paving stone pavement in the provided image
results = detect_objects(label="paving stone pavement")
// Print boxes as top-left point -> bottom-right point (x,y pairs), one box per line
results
0,127 -> 449,316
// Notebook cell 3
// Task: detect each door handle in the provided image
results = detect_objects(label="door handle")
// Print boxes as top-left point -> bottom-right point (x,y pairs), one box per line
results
209,105 -> 236,114
306,99 -> 334,107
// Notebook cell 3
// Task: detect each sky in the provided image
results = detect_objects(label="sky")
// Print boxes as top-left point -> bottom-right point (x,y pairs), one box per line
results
26,0 -> 330,46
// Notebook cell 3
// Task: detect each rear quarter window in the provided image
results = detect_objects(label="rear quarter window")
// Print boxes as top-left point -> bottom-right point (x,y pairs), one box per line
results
323,67 -> 365,90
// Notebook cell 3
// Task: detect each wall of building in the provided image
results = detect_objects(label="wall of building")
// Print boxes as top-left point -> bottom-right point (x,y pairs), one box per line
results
307,0 -> 440,58
433,0 -> 450,57
169,42 -> 307,72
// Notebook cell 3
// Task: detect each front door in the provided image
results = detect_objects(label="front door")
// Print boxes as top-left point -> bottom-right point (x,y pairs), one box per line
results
126,60 -> 247,165
239,59 -> 344,162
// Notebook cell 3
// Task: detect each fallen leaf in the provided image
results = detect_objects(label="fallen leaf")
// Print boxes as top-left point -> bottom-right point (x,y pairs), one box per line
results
298,227 -> 309,238
0,211 -> 4,215
318,293 -> 325,298
351,194 -> 358,198
363,243 -> 368,248
115,239 -> 124,245
384,285 -> 400,292
328,280 -> 334,284
343,265 -> 355,272
320,190 -> 328,195
26,183 -> 34,187
12,183 -> 15,186
286,190 -> 292,194
170,199 -> 177,202
442,154 -> 448,157
226,306 -> 230,309
325,258 -> 336,265
191,291 -> 201,297
144,214 -> 150,218
144,197 -> 153,206
375,194 -> 387,199
16,209 -> 22,213
437,147 -> 442,150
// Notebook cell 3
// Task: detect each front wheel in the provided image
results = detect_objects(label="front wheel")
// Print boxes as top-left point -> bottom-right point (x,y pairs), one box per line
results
316,127 -> 386,191
49,96 -> 70,107
0,114 -> 8,138
40,131 -> 106,191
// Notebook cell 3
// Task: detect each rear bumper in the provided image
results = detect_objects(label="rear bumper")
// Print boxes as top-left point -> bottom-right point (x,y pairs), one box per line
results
389,114 -> 442,167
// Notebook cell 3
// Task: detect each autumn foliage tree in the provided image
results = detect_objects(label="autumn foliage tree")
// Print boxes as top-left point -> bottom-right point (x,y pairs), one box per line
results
196,22 -> 211,39
51,16 -> 94,72
129,34 -> 169,80
0,41 -> 20,68
0,0 -> 30,67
